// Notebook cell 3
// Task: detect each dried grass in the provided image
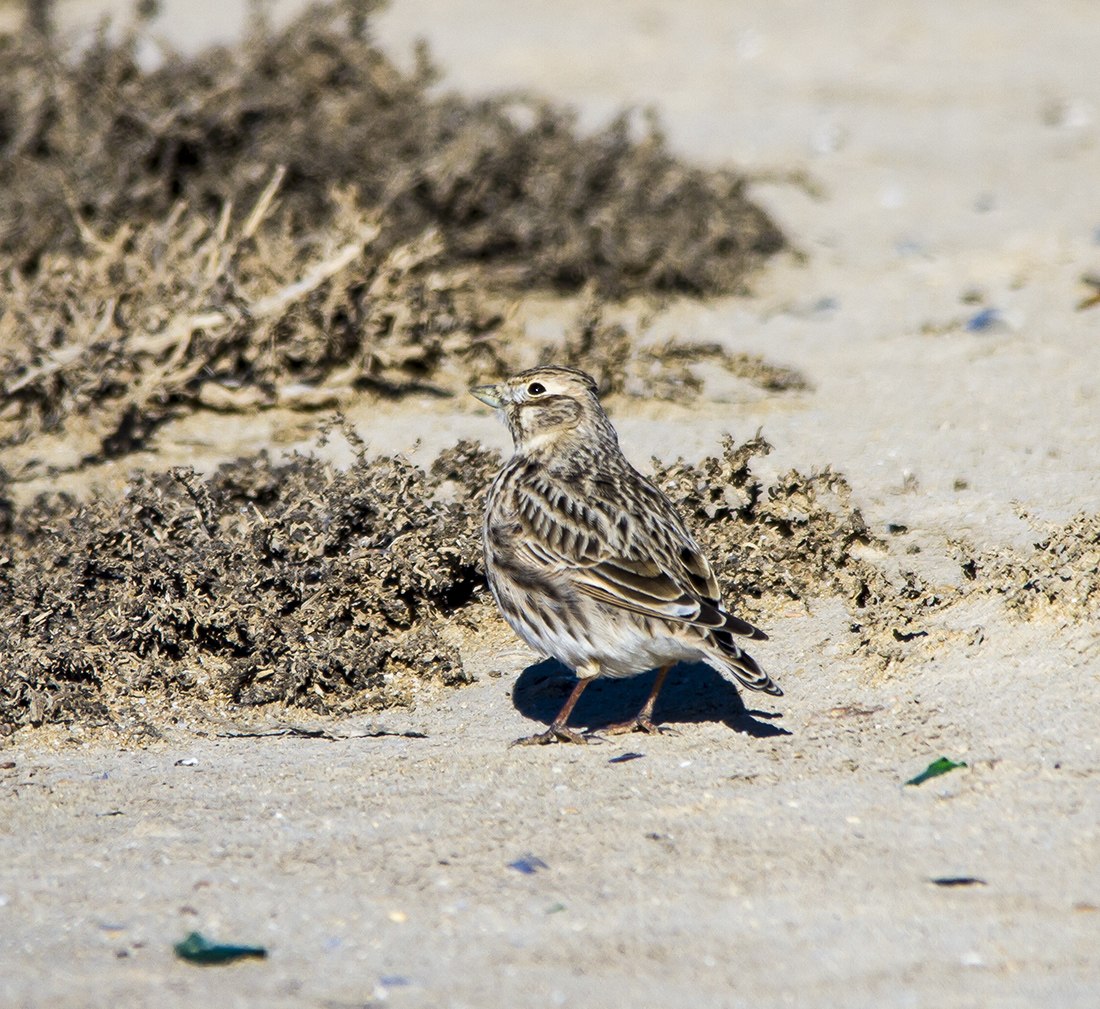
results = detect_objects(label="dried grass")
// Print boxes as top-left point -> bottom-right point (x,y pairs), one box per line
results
0,2 -> 787,463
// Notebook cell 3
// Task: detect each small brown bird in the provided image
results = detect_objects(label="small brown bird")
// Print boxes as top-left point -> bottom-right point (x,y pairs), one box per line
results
472,365 -> 780,745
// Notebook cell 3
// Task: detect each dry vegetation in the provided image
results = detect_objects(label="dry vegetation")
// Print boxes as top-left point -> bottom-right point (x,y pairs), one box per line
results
0,0 -> 787,466
0,438 -> 490,731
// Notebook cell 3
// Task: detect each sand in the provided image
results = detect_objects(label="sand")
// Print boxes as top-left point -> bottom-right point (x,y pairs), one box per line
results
1,2 -> 1098,1007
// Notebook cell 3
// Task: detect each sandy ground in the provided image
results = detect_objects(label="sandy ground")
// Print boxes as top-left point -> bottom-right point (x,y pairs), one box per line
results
2,1 -> 1099,1006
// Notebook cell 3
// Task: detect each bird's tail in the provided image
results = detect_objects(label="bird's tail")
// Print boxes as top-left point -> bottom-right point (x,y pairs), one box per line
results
707,628 -> 783,696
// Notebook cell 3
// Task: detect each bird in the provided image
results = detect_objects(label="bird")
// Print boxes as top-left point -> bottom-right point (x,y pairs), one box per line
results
471,365 -> 781,745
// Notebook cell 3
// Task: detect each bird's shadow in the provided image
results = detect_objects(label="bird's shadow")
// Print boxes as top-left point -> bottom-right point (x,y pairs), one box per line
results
511,660 -> 790,738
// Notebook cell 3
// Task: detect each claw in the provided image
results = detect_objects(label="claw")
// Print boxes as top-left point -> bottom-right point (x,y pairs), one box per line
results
510,724 -> 589,746
599,716 -> 677,736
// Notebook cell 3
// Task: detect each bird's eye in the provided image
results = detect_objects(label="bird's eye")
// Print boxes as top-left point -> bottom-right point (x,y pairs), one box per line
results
527,382 -> 546,396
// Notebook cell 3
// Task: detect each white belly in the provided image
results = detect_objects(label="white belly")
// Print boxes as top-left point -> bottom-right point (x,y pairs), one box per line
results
497,587 -> 704,679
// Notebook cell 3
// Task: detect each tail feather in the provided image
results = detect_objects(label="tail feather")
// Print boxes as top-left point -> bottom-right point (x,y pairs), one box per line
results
709,628 -> 783,696
696,600 -> 769,641
721,609 -> 769,642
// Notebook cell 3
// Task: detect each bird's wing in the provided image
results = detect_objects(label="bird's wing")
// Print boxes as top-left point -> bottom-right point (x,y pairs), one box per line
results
511,472 -> 765,641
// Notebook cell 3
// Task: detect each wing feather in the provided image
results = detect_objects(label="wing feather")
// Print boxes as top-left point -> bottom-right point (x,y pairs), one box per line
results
508,471 -> 766,641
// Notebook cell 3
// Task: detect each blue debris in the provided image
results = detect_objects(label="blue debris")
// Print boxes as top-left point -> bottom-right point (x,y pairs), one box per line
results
608,752 -> 645,764
895,237 -> 927,257
379,975 -> 412,987
965,307 -> 1001,332
931,876 -> 986,887
507,854 -> 549,875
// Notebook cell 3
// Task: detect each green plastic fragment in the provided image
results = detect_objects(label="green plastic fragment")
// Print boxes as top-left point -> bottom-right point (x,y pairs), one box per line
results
906,756 -> 967,786
173,931 -> 267,965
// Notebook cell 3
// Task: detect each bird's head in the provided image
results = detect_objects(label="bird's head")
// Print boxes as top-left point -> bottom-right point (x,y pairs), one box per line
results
471,365 -> 615,455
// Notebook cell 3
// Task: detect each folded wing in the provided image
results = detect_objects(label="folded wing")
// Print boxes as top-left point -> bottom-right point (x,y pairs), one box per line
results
511,477 -> 767,642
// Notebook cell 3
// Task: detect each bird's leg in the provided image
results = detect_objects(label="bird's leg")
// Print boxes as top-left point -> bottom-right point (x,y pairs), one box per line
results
512,672 -> 597,746
600,664 -> 675,735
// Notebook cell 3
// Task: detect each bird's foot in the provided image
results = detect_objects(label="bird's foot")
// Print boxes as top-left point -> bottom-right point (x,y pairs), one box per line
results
510,724 -> 590,746
599,716 -> 677,736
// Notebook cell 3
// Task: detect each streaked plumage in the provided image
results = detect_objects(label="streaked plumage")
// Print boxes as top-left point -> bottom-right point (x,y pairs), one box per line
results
472,365 -> 781,745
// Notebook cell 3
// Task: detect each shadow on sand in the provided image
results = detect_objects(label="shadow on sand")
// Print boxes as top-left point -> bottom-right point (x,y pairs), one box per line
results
511,659 -> 790,738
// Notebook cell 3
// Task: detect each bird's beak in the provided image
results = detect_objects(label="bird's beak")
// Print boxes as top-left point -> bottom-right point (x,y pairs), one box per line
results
470,383 -> 504,408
